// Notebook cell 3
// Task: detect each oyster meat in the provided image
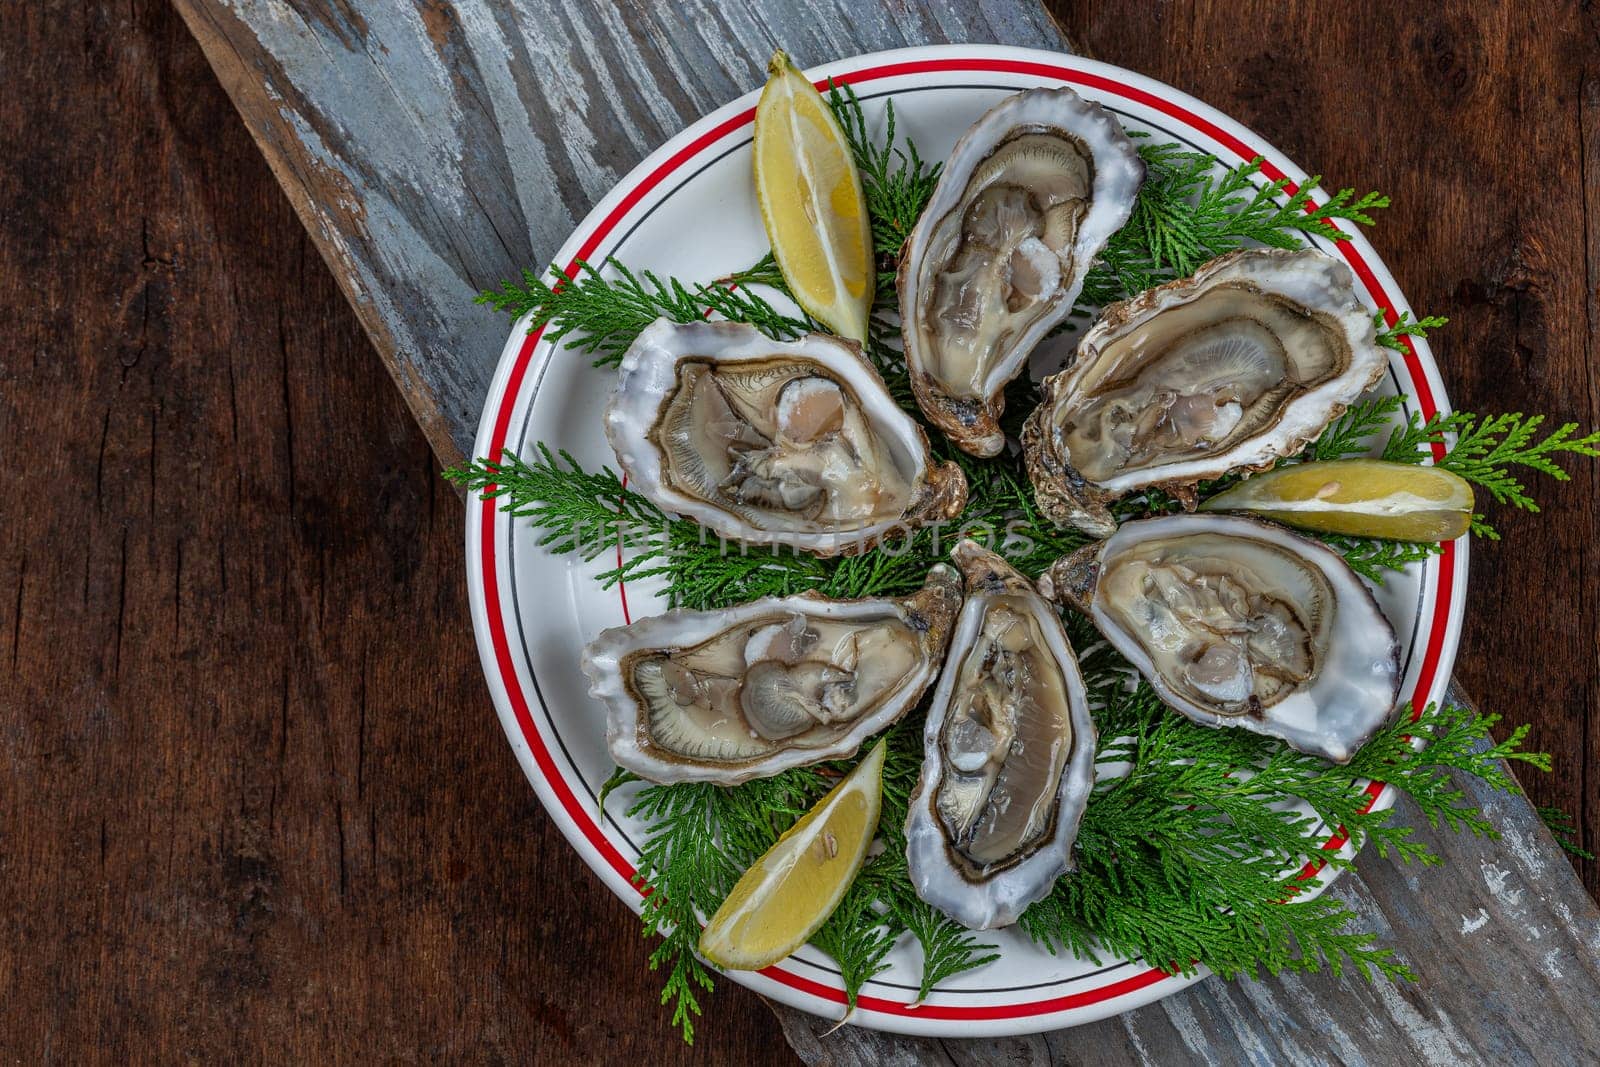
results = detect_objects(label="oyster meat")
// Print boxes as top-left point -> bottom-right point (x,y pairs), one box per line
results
606,318 -> 966,556
899,87 -> 1143,458
906,542 -> 1096,930
582,566 -> 962,784
1039,513 -> 1400,763
1023,248 -> 1390,536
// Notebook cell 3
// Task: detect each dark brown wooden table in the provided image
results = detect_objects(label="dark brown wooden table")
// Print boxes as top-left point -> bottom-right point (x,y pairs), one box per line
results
3,1 -> 1597,1062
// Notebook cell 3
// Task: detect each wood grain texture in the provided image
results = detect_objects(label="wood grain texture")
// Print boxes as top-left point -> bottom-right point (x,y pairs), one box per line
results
170,0 -> 1072,464
0,2 -> 784,1061
11,0 -> 1594,1061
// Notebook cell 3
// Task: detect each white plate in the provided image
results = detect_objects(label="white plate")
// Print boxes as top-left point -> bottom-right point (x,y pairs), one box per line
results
465,44 -> 1468,1038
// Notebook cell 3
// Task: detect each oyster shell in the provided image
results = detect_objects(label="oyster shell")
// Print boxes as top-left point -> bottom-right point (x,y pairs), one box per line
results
581,566 -> 962,784
606,318 -> 966,556
1022,248 -> 1390,536
898,87 -> 1144,458
1039,513 -> 1400,763
906,541 -> 1097,929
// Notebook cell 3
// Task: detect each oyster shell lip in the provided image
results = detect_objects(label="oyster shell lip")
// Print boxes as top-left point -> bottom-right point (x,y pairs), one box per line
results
905,541 -> 1098,930
904,379 -> 1008,461
1042,513 -> 1401,764
581,565 -> 963,785
1033,541 -> 1099,614
897,87 -> 1145,458
605,317 -> 966,558
1019,417 -> 1120,537
1023,248 -> 1391,535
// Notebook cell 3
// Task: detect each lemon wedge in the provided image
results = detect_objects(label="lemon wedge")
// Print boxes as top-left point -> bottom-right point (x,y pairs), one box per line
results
698,739 -> 885,971
1199,458 -> 1475,541
753,51 -> 874,342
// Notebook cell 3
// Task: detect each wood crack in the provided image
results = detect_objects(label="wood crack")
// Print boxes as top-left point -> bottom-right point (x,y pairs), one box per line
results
112,527 -> 128,680
356,641 -> 367,800
94,409 -> 110,511
172,536 -> 182,642
10,554 -> 24,674
277,301 -> 296,512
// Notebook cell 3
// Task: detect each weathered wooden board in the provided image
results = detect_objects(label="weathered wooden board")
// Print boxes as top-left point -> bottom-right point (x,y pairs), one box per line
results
164,0 -> 1600,1062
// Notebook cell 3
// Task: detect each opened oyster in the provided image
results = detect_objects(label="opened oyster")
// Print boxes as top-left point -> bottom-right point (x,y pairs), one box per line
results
1023,248 -> 1390,536
898,87 -> 1143,458
582,566 -> 961,784
1039,513 -> 1400,763
906,542 -> 1096,929
606,318 -> 966,556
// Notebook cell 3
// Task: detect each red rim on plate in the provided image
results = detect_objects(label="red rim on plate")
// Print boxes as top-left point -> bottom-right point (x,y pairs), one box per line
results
467,46 -> 1466,1037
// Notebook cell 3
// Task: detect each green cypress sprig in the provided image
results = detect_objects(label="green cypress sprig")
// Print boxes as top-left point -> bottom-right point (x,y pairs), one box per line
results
1018,699 -> 1548,982
1375,412 -> 1600,538
808,865 -> 898,1002
1077,145 -> 1390,313
716,252 -> 787,293
477,258 -> 813,367
888,886 -> 1002,1003
1390,412 -> 1600,505
867,722 -> 1002,1001
1374,309 -> 1450,353
1313,395 -> 1407,461
826,81 -> 942,303
442,439 -> 1090,611
625,781 -> 745,1044
1317,535 -> 1443,585
1538,806 -> 1596,860
445,444 -> 670,563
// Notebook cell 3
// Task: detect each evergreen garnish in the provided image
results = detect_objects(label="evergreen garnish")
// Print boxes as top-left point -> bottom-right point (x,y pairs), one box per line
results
1375,309 -> 1451,353
476,258 -> 814,369
1539,806 -> 1597,861
1020,691 -> 1550,982
458,84 -> 1592,1044
1385,412 -> 1600,537
1076,141 -> 1389,313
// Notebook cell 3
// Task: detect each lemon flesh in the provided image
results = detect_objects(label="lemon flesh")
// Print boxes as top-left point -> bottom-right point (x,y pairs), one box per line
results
1199,458 -> 1475,541
698,739 -> 885,971
753,51 -> 873,342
